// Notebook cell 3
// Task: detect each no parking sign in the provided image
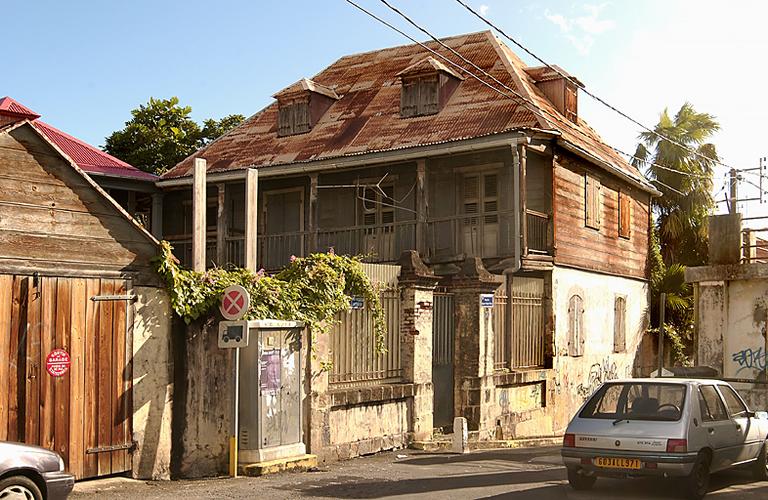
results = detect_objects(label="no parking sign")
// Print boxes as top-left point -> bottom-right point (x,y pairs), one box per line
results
220,285 -> 250,320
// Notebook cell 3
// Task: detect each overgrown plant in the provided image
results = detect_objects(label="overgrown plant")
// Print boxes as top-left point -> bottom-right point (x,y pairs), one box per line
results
154,241 -> 387,351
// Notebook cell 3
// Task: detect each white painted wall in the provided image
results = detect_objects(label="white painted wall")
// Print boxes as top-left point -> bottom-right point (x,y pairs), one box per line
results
549,266 -> 649,433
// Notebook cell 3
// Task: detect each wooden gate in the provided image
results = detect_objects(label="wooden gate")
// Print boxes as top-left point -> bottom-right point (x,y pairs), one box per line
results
0,274 -> 133,479
432,289 -> 455,430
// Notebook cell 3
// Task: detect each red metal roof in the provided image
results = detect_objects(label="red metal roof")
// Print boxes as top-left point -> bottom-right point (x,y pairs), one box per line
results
161,31 -> 649,191
0,96 -> 156,182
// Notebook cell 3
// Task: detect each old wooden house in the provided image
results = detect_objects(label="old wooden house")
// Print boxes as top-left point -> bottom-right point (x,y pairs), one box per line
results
156,31 -> 659,472
0,113 -> 172,480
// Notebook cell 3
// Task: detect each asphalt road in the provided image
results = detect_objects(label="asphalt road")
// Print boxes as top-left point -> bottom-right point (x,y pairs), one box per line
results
71,447 -> 768,499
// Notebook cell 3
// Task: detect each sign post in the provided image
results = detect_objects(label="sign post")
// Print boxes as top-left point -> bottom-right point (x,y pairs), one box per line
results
219,285 -> 251,478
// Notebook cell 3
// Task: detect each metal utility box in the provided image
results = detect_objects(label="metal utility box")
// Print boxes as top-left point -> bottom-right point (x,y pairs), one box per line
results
237,319 -> 305,463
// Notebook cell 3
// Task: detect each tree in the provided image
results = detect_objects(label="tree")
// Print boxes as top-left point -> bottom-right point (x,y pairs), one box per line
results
633,102 -> 720,266
104,97 -> 244,175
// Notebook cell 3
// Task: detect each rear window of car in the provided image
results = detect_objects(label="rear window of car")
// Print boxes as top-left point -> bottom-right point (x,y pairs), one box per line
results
579,382 -> 687,421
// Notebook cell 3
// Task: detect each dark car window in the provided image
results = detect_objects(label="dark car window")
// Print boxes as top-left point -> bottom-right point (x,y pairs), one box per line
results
718,385 -> 748,417
699,385 -> 728,421
580,382 -> 686,421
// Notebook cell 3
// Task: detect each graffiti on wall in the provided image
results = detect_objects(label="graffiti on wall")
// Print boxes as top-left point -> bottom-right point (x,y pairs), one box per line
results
576,359 -> 620,400
731,347 -> 767,375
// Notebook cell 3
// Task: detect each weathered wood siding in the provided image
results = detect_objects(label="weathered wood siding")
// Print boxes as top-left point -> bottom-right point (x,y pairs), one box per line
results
553,151 -> 650,279
0,126 -> 157,284
0,274 -> 132,480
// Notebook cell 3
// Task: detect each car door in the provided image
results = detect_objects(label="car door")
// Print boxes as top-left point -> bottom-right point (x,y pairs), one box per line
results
717,384 -> 762,464
698,385 -> 735,471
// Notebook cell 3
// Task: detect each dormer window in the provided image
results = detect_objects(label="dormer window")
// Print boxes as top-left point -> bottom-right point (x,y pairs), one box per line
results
397,56 -> 462,118
524,65 -> 583,123
273,78 -> 340,137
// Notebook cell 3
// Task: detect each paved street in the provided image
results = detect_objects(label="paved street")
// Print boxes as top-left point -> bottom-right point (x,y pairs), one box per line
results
72,447 -> 768,499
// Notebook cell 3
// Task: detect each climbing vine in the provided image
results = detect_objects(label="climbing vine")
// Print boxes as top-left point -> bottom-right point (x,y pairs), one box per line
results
154,241 -> 386,350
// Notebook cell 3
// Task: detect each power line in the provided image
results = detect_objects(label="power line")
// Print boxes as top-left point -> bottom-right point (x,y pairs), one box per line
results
355,0 -> 726,183
452,0 -> 744,177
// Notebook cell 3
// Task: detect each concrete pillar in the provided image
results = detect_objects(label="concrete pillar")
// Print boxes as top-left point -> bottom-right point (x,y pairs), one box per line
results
695,281 -> 727,376
192,158 -> 207,272
245,168 -> 259,271
309,173 -> 318,254
305,325 -> 331,457
450,257 -> 502,432
398,251 -> 438,441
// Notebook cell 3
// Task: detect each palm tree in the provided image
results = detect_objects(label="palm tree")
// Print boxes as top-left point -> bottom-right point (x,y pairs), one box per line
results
633,103 -> 720,266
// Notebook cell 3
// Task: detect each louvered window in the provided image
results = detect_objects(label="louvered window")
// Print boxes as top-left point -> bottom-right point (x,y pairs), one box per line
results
401,75 -> 439,117
614,296 -> 626,353
361,184 -> 395,233
585,174 -> 601,230
277,98 -> 311,137
568,294 -> 585,357
618,190 -> 631,238
484,174 -> 498,224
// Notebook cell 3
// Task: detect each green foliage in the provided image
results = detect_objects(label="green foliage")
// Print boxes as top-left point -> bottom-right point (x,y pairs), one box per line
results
104,97 -> 244,175
154,241 -> 386,350
648,324 -> 692,367
633,103 -> 720,267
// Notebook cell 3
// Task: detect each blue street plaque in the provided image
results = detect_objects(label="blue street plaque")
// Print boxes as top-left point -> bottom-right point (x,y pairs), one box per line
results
480,293 -> 494,308
350,297 -> 365,310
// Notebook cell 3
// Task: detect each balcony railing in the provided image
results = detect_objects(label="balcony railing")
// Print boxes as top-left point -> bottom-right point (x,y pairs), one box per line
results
526,210 -> 550,254
182,209 -> 551,270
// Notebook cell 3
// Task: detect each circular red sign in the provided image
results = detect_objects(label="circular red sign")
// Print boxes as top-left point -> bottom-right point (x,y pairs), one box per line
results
219,285 -> 250,320
46,349 -> 71,377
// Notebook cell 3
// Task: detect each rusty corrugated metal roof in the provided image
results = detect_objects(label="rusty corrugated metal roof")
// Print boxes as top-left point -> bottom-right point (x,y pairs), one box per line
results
161,31 -> 647,189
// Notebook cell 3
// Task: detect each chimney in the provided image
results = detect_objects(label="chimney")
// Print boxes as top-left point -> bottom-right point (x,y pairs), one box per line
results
524,66 -> 582,123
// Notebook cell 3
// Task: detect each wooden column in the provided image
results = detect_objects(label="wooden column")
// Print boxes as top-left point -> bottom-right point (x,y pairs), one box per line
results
308,173 -> 318,254
151,192 -> 164,239
245,168 -> 259,271
216,184 -> 228,265
518,144 -> 528,257
192,158 -> 207,272
415,159 -> 427,254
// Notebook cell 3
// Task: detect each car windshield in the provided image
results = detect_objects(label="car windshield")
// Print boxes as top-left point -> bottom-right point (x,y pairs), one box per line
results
579,382 -> 686,422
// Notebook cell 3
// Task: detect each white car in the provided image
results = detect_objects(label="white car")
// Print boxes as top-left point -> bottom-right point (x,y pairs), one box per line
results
561,378 -> 768,499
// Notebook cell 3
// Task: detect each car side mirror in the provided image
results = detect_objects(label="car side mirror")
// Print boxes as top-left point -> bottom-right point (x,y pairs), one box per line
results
755,411 -> 768,420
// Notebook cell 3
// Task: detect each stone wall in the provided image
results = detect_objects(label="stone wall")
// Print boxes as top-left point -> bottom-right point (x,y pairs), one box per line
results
131,286 -> 174,480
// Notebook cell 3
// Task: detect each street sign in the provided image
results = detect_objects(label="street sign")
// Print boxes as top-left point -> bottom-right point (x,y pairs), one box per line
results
46,348 -> 71,377
218,320 -> 250,348
350,297 -> 365,310
480,293 -> 494,308
220,285 -> 250,320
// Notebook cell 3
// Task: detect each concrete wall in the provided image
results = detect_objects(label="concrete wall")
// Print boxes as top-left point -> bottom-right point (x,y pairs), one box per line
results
131,286 -> 174,480
693,275 -> 768,411
487,266 -> 649,438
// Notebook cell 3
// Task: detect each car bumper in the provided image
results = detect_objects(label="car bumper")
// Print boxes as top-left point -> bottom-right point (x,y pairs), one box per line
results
561,447 -> 698,477
43,470 -> 75,500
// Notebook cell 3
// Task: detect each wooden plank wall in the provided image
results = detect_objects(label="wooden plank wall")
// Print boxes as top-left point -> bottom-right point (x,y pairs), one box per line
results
553,151 -> 650,279
0,274 -> 132,479
0,127 -> 157,283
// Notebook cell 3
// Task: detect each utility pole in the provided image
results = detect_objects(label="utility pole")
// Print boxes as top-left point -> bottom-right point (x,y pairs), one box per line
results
657,292 -> 666,377
729,168 -> 738,214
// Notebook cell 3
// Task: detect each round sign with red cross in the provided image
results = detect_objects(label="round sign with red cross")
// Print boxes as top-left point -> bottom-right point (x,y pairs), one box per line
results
46,349 -> 71,377
220,285 -> 250,320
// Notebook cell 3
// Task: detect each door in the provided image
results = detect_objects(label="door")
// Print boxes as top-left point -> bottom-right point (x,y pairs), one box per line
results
263,189 -> 304,269
432,290 -> 454,430
461,173 -> 498,257
360,185 -> 395,260
0,275 -> 133,479
698,385 -> 736,471
718,384 -> 763,464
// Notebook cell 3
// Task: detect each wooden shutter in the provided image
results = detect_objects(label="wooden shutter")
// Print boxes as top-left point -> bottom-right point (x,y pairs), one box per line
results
419,76 -> 439,115
619,191 -> 631,238
293,100 -> 310,134
463,175 -> 479,224
277,104 -> 294,136
401,79 -> 418,117
585,174 -> 601,229
568,294 -> 584,356
614,296 -> 626,352
483,174 -> 498,224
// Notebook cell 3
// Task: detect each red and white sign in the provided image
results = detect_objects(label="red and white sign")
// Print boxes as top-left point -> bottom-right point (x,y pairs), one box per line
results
220,285 -> 250,320
46,349 -> 71,377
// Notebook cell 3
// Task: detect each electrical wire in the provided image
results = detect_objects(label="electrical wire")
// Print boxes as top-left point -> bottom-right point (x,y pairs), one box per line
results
359,0 -> 728,183
452,0 -> 750,178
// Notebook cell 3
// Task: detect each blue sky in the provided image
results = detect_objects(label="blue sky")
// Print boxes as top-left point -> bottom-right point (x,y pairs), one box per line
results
7,1 -> 768,213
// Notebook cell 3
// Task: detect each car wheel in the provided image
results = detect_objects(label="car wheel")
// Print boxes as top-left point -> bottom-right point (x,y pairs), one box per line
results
0,475 -> 43,500
752,440 -> 768,481
685,452 -> 711,500
567,468 -> 597,490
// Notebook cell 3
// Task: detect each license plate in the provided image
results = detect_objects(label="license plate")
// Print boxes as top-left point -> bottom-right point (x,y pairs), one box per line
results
594,457 -> 641,469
